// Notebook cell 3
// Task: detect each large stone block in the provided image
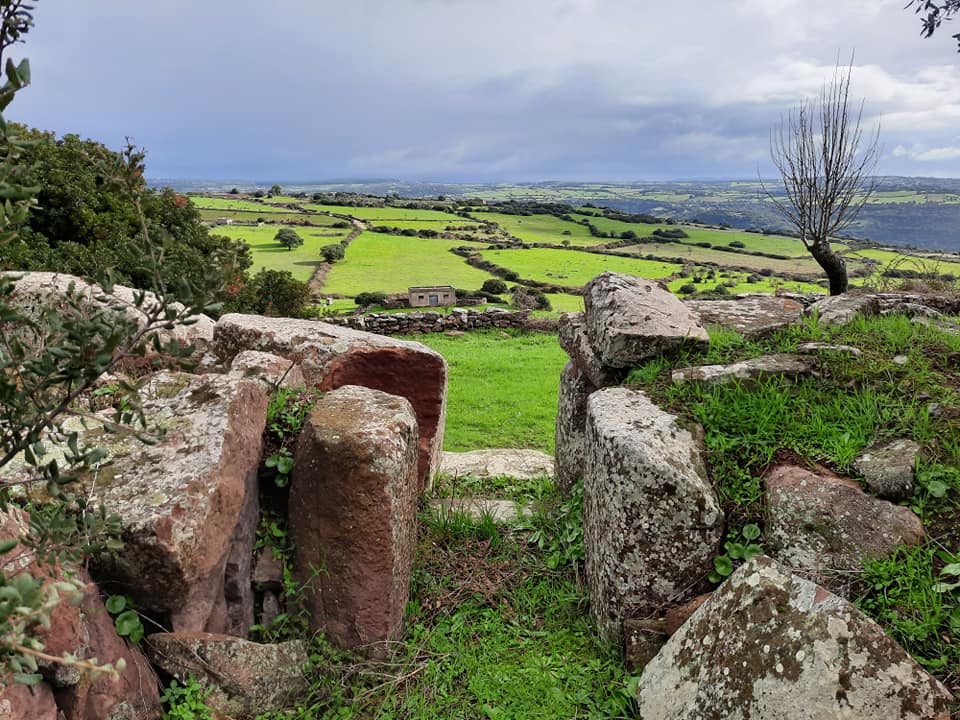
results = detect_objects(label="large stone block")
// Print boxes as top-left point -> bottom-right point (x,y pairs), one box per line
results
583,388 -> 723,645
807,293 -> 880,327
582,272 -> 708,367
671,353 -> 816,385
213,313 -> 447,488
554,360 -> 596,494
685,294 -> 804,338
289,385 -> 419,652
557,312 -> 622,388
636,555 -> 953,720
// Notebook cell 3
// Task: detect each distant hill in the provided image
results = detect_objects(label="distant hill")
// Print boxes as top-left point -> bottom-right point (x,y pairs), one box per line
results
152,177 -> 960,253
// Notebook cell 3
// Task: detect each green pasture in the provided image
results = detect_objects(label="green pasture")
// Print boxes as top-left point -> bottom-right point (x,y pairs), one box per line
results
846,248 -> 960,276
305,204 -> 464,222
476,211 -> 600,247
480,247 -> 681,286
365,219 -> 497,234
321,232 -> 493,296
201,209 -> 343,225
541,292 -> 585,313
415,330 -> 566,452
213,224 -> 348,281
617,243 -> 826,276
188,196 -> 290,213
665,270 -> 825,296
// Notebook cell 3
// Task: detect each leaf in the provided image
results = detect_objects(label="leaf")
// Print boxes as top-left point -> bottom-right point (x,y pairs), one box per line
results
713,555 -> 734,577
105,595 -> 126,614
0,538 -> 17,555
114,609 -> 141,637
940,563 -> 960,577
743,544 -> 763,560
926,479 -> 949,498
742,523 -> 761,541
276,456 -> 294,474
725,542 -> 745,560
11,672 -> 42,685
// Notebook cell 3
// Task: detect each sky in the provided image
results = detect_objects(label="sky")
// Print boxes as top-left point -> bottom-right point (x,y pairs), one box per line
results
11,0 -> 960,182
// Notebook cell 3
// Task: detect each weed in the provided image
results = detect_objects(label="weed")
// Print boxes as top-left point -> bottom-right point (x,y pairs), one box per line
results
160,675 -> 215,720
708,524 -> 763,583
262,387 -> 321,487
517,481 -> 585,572
104,594 -> 144,644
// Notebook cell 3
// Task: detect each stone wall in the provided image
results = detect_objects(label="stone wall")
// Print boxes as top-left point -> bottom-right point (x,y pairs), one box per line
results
324,307 -> 531,334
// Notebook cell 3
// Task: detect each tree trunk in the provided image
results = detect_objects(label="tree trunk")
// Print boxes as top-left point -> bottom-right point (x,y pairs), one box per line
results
809,243 -> 848,295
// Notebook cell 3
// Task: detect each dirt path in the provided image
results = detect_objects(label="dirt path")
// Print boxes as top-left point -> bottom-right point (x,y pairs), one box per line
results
308,215 -> 365,296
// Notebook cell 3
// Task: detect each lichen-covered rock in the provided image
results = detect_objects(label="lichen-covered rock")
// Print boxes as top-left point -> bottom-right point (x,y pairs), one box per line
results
797,342 -> 863,357
671,353 -> 816,385
439,449 -> 554,481
636,555 -> 953,720
228,350 -> 305,389
685,295 -> 804,338
583,388 -> 722,645
213,313 -> 447,487
557,312 -> 622,387
765,464 -> 925,594
1,271 -> 214,349
554,361 -> 596,494
582,272 -> 708,367
807,293 -> 879,326
289,385 -> 419,652
854,438 -> 921,501
0,678 -> 58,720
144,633 -> 309,720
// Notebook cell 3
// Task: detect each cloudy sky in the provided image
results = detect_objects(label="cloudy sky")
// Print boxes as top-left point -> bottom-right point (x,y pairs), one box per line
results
12,0 -> 960,181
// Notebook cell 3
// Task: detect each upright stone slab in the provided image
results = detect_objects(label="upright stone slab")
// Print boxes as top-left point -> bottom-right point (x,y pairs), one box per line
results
636,555 -> 953,720
213,313 -> 447,488
554,361 -> 596,494
584,388 -> 723,645
582,272 -> 708,367
289,385 -> 419,652
557,312 -> 622,388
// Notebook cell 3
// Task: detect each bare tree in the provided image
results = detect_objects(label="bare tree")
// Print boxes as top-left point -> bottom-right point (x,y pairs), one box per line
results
764,64 -> 880,296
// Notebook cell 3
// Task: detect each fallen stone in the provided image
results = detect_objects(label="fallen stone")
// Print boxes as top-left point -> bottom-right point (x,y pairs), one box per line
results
145,633 -> 309,720
554,361 -> 596,495
671,353 -> 816,385
685,295 -> 804,338
289,385 -> 419,652
882,301 -> 945,319
228,350 -> 305,389
583,388 -> 723,645
582,272 -> 708,367
213,313 -> 447,488
251,551 -> 283,589
636,555 -> 953,720
807,293 -> 879,326
796,342 -> 863,357
0,678 -> 58,720
853,438 -> 921,501
765,464 -> 925,594
429,498 -> 523,524
623,618 -> 667,671
557,312 -> 622,387
439,449 -> 554,481
664,593 -> 711,635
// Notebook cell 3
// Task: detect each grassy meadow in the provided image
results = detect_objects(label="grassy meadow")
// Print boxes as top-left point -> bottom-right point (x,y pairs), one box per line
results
214,224 -> 350,281
481,247 -> 681,285
474,211 -> 601,247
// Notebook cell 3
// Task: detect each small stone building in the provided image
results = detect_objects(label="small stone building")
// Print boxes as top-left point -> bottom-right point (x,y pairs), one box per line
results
408,286 -> 456,307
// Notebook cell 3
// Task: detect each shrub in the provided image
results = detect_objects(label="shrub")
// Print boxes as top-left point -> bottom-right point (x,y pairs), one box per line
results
355,291 -> 388,307
679,283 -> 697,294
275,228 -> 304,251
510,286 -> 551,311
320,244 -> 345,263
331,220 -> 350,229
236,269 -> 310,317
503,270 -> 520,281
481,278 -> 508,294
729,240 -> 746,249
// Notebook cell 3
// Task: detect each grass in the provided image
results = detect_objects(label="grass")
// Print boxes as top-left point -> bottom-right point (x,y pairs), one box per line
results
321,232 -> 492,296
213,224 -> 350,281
617,242 -> 826,276
480,248 -> 681,286
474,211 -> 601,247
305,205 -> 465,222
665,271 -> 826,296
188,196 -> 291,213
414,330 -> 567,453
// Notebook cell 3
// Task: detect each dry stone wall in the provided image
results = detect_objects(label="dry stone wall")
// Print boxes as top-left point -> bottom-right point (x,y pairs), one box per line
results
323,307 -> 530,334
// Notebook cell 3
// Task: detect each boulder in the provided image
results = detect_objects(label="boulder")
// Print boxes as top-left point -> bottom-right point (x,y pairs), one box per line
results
583,388 -> 723,645
213,313 -> 447,487
796,342 -> 863,357
854,438 -> 922,501
557,312 -> 622,387
145,633 -> 309,720
765,464 -> 925,594
228,350 -> 305,389
439,449 -> 554,481
1,271 -> 214,349
554,361 -> 596,494
289,385 -> 419,652
671,353 -> 816,385
582,272 -> 708,367
807,293 -> 879,326
0,679 -> 58,720
4,372 -> 268,633
636,555 -> 953,720
685,295 -> 804,338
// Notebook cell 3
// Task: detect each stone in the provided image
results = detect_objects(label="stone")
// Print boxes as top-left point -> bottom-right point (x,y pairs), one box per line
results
4,372 -> 268,633
894,354 -> 909,365
796,342 -> 863,357
0,679 -> 58,720
685,295 -> 804,338
636,555 -> 953,720
623,619 -> 667,671
854,438 -> 922,501
429,498 -> 523,524
582,272 -> 709,367
583,388 -> 723,645
554,361 -> 596,495
807,293 -> 880,326
671,353 -> 816,385
1,271 -> 214,350
764,464 -> 925,594
213,313 -> 447,488
557,312 -> 622,387
289,385 -> 419,652
145,632 -> 309,720
251,551 -> 283,589
228,350 -> 305,389
664,593 -> 711,635
439,449 -> 554,481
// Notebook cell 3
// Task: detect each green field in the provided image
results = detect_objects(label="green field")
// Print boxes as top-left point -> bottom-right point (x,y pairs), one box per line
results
480,247 -> 681,286
188,196 -> 291,213
201,209 -> 346,225
665,271 -> 826,296
846,248 -> 960,276
322,232 -> 493,295
306,204 -> 464,222
474,211 -> 601,247
617,243 -> 826,276
213,224 -> 349,281
415,330 -> 567,452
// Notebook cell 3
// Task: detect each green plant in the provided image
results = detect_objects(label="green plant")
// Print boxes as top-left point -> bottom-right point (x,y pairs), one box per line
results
709,523 -> 763,583
518,482 -> 585,571
104,594 -> 144,644
261,387 -> 319,488
160,675 -> 215,720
